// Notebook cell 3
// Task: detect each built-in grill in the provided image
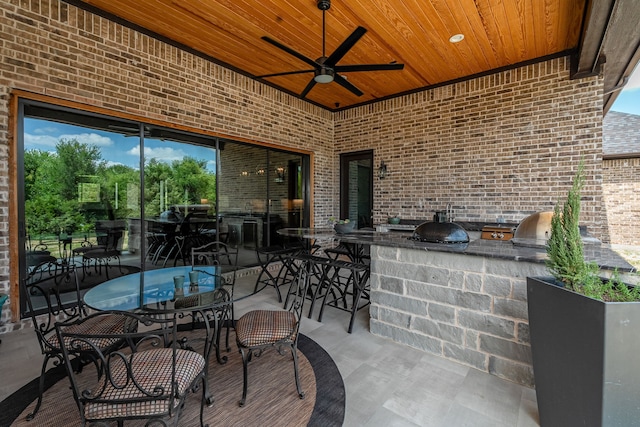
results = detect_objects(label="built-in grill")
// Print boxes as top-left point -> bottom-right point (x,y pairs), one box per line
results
511,211 -> 554,248
409,221 -> 470,243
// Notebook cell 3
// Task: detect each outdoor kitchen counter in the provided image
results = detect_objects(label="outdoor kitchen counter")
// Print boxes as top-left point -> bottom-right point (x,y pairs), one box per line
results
343,229 -> 634,272
348,228 -> 634,388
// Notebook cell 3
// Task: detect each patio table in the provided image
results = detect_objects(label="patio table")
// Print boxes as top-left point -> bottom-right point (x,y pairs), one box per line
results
84,265 -> 257,405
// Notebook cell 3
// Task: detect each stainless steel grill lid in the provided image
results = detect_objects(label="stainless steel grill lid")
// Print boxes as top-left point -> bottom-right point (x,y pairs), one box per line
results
511,211 -> 554,248
513,211 -> 553,240
410,221 -> 470,243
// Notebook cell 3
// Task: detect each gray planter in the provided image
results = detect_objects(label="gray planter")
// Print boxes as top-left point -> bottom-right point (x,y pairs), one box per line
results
527,276 -> 640,427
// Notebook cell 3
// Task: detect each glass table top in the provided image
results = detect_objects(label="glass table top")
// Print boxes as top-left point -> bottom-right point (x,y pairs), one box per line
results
83,266 -> 242,312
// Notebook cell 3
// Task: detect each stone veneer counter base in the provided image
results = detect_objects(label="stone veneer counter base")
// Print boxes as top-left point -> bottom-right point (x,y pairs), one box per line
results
355,231 -> 634,387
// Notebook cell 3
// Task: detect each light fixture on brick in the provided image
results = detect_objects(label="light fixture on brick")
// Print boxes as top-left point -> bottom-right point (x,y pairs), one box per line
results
377,161 -> 387,179
275,166 -> 286,183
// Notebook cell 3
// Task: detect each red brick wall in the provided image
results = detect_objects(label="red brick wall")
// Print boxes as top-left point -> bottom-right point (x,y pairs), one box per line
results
0,0 -> 334,326
603,158 -> 640,246
334,58 -> 607,242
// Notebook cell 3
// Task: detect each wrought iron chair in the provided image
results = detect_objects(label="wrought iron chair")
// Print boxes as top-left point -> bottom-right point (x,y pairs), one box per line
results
79,223 -> 124,280
55,310 -> 209,427
187,241 -> 238,364
167,219 -> 217,267
21,260 -> 127,421
235,254 -> 311,406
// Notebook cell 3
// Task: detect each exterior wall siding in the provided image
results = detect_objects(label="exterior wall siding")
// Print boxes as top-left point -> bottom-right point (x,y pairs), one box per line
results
0,0 -> 335,328
603,158 -> 640,246
334,58 -> 607,243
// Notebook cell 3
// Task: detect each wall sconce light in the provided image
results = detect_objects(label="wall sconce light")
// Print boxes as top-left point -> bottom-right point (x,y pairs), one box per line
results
255,166 -> 266,176
241,170 -> 249,177
377,161 -> 388,179
275,166 -> 286,183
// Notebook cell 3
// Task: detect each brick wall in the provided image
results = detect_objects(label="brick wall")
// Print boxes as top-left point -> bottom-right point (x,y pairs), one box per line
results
0,0 -> 334,327
603,158 -> 640,245
602,111 -> 640,246
334,58 -> 607,242
0,0 -> 609,329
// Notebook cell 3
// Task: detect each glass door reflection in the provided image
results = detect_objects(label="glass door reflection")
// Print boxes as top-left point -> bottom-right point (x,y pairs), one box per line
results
142,131 -> 217,271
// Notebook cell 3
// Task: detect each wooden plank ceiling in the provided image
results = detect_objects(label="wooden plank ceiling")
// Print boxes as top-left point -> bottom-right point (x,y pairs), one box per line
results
75,0 -> 586,110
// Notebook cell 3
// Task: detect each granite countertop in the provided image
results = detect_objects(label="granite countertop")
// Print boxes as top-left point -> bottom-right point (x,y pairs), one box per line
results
338,230 -> 635,272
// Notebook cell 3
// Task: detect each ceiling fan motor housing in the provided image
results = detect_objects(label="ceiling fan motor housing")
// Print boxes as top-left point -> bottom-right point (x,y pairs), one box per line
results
317,0 -> 331,11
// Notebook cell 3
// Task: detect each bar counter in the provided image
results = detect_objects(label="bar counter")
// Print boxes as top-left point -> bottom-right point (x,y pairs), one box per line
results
335,228 -> 634,272
330,227 -> 634,388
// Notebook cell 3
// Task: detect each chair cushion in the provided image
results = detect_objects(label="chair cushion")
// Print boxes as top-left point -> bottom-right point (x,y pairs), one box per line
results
48,313 -> 126,351
236,310 -> 296,347
84,348 -> 205,420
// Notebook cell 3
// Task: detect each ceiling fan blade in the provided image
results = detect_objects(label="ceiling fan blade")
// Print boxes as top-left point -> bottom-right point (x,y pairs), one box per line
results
324,26 -> 367,67
261,36 -> 320,68
333,74 -> 363,97
300,78 -> 318,98
334,63 -> 405,73
258,69 -> 315,78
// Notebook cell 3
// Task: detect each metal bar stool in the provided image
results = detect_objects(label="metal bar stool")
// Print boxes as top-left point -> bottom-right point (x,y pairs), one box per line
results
282,254 -> 333,314
254,244 -> 304,302
317,259 -> 371,333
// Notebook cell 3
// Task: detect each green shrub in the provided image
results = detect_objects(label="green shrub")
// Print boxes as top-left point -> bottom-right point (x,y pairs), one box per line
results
545,161 -> 639,302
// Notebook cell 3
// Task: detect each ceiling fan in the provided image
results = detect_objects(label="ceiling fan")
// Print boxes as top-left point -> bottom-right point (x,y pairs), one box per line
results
258,0 -> 404,98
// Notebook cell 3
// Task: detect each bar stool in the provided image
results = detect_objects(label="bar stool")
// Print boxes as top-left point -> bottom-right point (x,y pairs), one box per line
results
254,244 -> 304,302
323,244 -> 352,260
324,241 -> 370,264
317,259 -> 371,333
282,254 -> 333,314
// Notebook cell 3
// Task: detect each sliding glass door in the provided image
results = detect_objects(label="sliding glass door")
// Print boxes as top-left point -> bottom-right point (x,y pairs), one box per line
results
218,141 -> 307,265
18,100 -> 310,316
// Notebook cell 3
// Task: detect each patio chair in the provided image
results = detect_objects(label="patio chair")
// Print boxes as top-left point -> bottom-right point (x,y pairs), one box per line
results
79,223 -> 124,280
55,310 -> 208,427
21,261 -> 127,421
235,255 -> 311,406
188,241 -> 238,364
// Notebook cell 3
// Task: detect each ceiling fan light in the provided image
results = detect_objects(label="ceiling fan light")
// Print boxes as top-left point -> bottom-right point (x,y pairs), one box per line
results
314,68 -> 334,83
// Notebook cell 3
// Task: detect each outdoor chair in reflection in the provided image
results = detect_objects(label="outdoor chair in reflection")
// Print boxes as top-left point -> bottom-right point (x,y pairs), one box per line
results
235,255 -> 310,407
160,215 -> 219,267
55,310 -> 208,427
144,218 -> 172,264
21,260 -> 127,421
75,222 -> 125,280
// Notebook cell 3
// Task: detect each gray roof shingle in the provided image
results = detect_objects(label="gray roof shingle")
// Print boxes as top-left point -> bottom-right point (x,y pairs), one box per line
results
603,111 -> 640,156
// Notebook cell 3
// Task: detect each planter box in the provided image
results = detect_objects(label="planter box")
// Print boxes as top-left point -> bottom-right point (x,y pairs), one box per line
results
527,276 -> 640,427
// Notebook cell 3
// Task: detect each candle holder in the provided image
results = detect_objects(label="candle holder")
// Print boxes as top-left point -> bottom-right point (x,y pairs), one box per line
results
173,275 -> 185,289
189,270 -> 199,291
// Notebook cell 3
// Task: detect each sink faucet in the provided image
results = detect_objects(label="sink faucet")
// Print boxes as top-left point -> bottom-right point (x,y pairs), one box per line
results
446,203 -> 454,222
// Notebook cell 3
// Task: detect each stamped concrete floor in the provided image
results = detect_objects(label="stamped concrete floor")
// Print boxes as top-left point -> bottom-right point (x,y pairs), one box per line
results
1,270 -> 539,427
